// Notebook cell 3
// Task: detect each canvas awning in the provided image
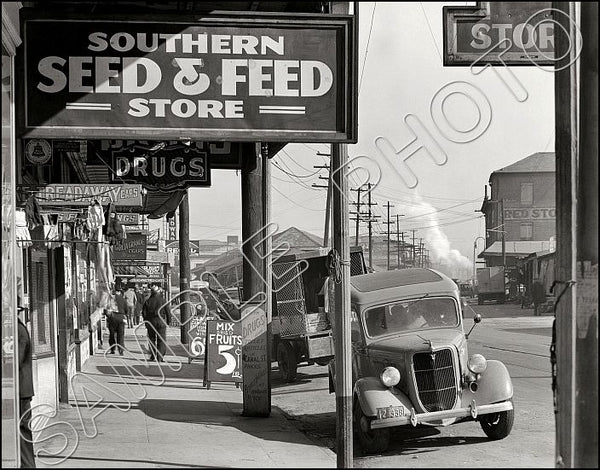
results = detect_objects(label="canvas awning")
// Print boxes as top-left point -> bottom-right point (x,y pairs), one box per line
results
478,241 -> 554,259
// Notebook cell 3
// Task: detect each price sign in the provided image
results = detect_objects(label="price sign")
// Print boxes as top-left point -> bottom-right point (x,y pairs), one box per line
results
204,319 -> 242,387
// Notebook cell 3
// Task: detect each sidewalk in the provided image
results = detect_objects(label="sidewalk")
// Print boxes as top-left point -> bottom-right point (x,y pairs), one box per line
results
34,326 -> 336,468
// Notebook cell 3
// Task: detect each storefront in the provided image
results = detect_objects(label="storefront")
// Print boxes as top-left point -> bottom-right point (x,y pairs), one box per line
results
2,2 -> 22,467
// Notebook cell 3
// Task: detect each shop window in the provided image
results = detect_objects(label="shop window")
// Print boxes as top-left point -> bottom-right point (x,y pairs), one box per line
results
30,252 -> 54,355
521,182 -> 534,205
520,222 -> 533,241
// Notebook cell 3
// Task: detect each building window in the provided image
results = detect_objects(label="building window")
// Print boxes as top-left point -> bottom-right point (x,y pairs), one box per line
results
520,222 -> 533,240
521,182 -> 534,205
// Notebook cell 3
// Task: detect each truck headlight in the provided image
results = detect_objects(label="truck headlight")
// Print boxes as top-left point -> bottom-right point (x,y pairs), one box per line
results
468,354 -> 487,374
380,366 -> 401,387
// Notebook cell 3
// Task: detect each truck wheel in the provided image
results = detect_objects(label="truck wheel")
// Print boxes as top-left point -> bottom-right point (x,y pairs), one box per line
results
355,401 -> 390,454
315,357 -> 332,366
480,400 -> 514,440
277,341 -> 297,382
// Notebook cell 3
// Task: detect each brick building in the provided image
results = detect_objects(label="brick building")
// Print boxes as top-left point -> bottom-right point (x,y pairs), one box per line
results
479,152 -> 556,298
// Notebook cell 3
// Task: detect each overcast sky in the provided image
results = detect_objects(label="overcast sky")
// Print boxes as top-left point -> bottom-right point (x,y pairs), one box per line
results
152,2 -> 555,278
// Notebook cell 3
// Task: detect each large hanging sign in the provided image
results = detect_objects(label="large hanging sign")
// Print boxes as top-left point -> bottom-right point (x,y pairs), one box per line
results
443,2 -> 554,66
17,184 -> 143,207
112,233 -> 147,261
21,13 -> 356,143
112,145 -> 210,190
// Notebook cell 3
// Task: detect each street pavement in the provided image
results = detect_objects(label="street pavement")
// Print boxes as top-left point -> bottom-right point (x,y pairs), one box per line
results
32,326 -> 336,468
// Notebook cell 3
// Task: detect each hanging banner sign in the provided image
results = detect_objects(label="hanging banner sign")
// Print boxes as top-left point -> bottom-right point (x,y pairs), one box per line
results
113,233 -> 147,261
18,184 -> 143,207
21,14 -> 356,143
112,146 -> 210,190
204,319 -> 243,385
99,140 -> 242,170
443,2 -> 555,66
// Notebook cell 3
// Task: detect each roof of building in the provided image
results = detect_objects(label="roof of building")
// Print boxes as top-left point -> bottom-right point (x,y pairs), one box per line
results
492,152 -> 555,175
478,240 -> 555,259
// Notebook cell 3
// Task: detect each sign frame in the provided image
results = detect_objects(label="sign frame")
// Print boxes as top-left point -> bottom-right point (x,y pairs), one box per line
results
443,2 -> 555,66
204,319 -> 243,388
19,11 -> 357,143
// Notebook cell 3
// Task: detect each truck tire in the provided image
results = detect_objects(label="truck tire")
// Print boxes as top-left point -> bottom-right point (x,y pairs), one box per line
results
480,400 -> 514,440
355,400 -> 390,454
277,341 -> 298,382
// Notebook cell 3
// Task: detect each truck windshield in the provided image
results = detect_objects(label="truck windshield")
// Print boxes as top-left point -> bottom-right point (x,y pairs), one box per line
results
364,297 -> 459,337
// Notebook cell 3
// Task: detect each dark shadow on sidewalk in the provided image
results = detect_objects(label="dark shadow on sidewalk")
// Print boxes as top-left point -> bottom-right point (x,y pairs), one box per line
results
138,398 -> 313,446
95,362 -> 205,380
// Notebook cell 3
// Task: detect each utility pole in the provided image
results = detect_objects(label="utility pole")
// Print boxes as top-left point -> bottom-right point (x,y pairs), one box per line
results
412,230 -> 416,267
394,214 -> 405,270
311,164 -> 331,247
350,186 -> 362,246
500,198 -> 506,267
399,231 -> 406,269
382,202 -> 394,271
364,184 -> 380,270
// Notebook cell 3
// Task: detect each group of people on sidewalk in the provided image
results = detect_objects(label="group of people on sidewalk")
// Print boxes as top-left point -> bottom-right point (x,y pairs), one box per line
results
103,283 -> 171,361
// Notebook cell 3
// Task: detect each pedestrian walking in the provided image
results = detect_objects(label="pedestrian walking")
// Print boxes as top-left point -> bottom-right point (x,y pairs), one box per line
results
532,279 -> 546,316
17,301 -> 36,468
134,285 -> 144,325
107,290 -> 127,355
142,284 -> 170,362
123,285 -> 137,327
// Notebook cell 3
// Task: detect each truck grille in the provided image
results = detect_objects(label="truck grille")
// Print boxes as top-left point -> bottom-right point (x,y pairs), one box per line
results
412,348 -> 458,412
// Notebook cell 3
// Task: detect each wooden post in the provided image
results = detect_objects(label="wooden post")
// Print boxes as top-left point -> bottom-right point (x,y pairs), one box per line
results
553,2 -> 579,467
179,191 -> 191,344
261,142 -> 273,415
331,2 -> 354,466
332,141 -> 353,468
324,164 -> 332,247
241,142 -> 270,417
575,2 -> 598,467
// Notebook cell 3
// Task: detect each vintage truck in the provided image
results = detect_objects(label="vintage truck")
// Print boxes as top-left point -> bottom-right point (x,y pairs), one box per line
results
329,268 -> 514,453
272,246 -> 366,382
476,266 -> 507,304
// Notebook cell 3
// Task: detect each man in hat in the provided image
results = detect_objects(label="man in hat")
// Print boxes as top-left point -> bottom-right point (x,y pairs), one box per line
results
142,284 -> 170,362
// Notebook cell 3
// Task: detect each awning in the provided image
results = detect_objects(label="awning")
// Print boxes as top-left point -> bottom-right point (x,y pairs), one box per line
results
478,241 -> 555,259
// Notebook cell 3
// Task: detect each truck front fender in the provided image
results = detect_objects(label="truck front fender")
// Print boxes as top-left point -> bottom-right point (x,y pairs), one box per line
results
354,377 -> 413,418
461,359 -> 513,406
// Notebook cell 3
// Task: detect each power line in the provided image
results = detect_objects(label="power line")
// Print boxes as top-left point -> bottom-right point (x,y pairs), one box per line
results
359,2 -> 377,95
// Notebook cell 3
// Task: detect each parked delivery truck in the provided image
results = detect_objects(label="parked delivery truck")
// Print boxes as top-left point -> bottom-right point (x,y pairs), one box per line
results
476,266 -> 506,304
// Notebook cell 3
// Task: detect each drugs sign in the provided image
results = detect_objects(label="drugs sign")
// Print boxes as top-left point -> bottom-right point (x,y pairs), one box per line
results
21,13 -> 356,142
443,2 -> 555,66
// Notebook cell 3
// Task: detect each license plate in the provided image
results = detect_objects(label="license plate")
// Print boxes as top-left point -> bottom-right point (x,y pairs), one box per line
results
376,405 -> 405,420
